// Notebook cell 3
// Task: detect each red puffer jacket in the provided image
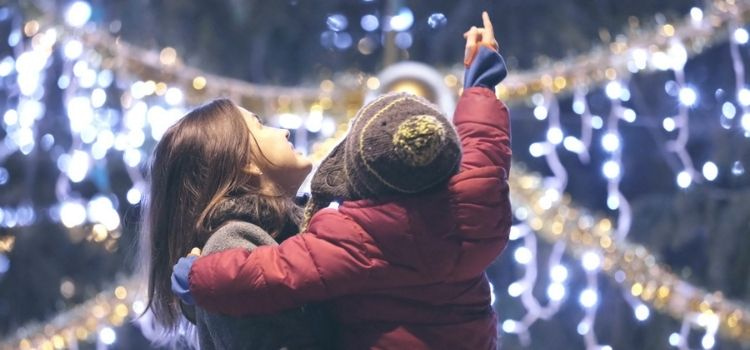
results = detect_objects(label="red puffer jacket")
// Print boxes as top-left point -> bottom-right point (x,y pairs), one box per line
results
189,86 -> 512,349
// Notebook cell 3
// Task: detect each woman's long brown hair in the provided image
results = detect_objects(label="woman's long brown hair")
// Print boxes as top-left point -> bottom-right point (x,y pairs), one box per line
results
141,98 -> 301,332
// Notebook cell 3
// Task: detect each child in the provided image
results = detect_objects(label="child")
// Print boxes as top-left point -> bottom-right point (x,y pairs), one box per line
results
174,12 -> 511,349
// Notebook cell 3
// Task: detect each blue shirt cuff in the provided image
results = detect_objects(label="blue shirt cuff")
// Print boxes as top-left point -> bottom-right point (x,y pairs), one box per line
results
464,46 -> 508,90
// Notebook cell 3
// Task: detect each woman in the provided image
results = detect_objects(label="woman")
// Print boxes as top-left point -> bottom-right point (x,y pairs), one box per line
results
140,98 -> 332,349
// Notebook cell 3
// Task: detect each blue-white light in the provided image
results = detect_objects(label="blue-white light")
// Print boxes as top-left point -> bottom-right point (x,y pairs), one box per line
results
529,142 -> 547,158
622,108 -> 637,123
65,1 -> 92,28
326,14 -> 348,32
678,87 -> 698,107
722,102 -> 737,119
99,327 -> 116,345
702,162 -> 718,181
533,105 -> 548,120
605,81 -> 622,100
734,28 -> 749,44
663,117 -> 676,132
0,56 -> 14,77
579,288 -> 598,308
701,334 -> 715,349
550,265 -> 568,282
390,7 -> 414,31
64,40 -> 84,59
634,304 -> 650,321
547,283 -> 566,301
67,150 -> 90,183
581,251 -> 601,271
514,247 -> 532,265
546,127 -> 563,145
669,333 -> 682,347
601,132 -> 620,152
738,89 -> 750,106
563,136 -> 585,154
361,15 -> 379,32
165,87 -> 184,106
591,115 -> 604,129
501,320 -> 516,333
127,188 -> 142,205
507,281 -> 524,297
676,171 -> 692,189
60,201 -> 87,228
742,113 -> 750,132
602,160 -> 621,180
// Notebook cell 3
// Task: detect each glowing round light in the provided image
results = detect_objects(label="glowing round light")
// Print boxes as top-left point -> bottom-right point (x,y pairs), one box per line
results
0,56 -> 13,77
127,188 -> 142,204
733,161 -> 745,176
513,247 -> 532,265
165,87 -> 184,106
91,88 -> 107,108
0,167 -> 8,185
577,321 -> 590,335
550,265 -> 568,282
701,334 -> 715,349
634,304 -> 650,321
67,150 -> 90,183
546,283 -> 566,301
546,127 -> 563,145
579,288 -> 598,308
501,320 -> 516,333
333,32 -> 353,50
630,48 -> 648,71
651,52 -> 671,71
622,108 -> 637,123
690,7 -> 703,22
601,132 -> 620,152
676,171 -> 692,189
702,162 -> 718,181
529,142 -> 547,158
572,100 -> 586,115
361,14 -> 379,32
278,113 -> 303,130
507,282 -> 524,297
669,333 -> 681,347
668,43 -> 688,70
508,226 -> 524,240
602,160 -> 621,180
678,87 -> 698,107
132,300 -> 146,314
662,117 -> 676,132
581,251 -> 601,271
98,327 -> 116,345
722,102 -> 737,119
563,136 -> 585,154
738,89 -> 750,106
591,115 -> 604,129
533,105 -> 548,120
60,201 -> 87,228
326,14 -> 348,32
65,1 -> 92,28
741,113 -> 750,132
394,32 -> 412,49
734,28 -> 749,44
427,13 -> 447,29
389,7 -> 414,31
63,40 -> 83,59
66,96 -> 94,133
124,149 -> 143,167
605,81 -> 622,100
607,193 -> 620,210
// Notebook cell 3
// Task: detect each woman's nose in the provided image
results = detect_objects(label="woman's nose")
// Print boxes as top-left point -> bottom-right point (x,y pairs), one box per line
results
284,129 -> 291,140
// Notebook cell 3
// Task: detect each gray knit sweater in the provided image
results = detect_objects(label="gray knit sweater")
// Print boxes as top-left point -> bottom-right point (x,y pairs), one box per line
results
181,221 -> 332,350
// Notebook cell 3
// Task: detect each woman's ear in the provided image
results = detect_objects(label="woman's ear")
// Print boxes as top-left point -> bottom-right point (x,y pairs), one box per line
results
243,163 -> 264,176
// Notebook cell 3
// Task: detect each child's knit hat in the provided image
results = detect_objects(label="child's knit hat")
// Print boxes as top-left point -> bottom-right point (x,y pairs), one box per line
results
302,92 -> 461,226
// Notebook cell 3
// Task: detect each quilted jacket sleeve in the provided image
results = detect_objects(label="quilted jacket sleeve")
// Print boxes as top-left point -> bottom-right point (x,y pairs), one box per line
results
447,53 -> 512,278
188,209 -> 382,316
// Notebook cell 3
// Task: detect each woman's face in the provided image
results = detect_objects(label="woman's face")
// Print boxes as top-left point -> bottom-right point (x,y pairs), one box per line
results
239,107 -> 313,193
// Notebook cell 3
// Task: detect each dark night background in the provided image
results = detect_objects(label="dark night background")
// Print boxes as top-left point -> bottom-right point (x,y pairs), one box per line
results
1,0 -> 750,349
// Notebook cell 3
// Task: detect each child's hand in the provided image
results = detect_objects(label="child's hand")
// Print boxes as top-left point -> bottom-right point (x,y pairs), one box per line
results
464,12 -> 499,67
189,247 -> 201,257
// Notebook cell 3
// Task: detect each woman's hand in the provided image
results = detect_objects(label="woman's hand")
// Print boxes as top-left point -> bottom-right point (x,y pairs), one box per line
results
464,12 -> 498,67
171,247 -> 202,305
